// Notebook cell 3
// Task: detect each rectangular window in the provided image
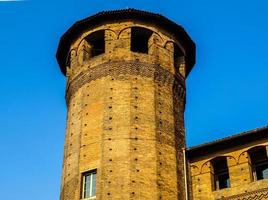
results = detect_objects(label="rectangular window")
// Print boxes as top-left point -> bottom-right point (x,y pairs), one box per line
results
255,162 -> 268,180
82,170 -> 97,199
249,146 -> 268,181
215,171 -> 230,190
131,27 -> 152,54
85,30 -> 105,57
174,43 -> 184,70
211,157 -> 230,190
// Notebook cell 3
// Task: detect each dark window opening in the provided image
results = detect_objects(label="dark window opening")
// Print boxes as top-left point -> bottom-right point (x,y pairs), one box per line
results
211,157 -> 230,190
249,146 -> 268,181
85,30 -> 105,57
174,44 -> 184,68
131,27 -> 153,54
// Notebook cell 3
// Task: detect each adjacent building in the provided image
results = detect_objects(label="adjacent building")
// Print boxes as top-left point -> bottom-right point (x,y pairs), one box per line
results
188,126 -> 268,200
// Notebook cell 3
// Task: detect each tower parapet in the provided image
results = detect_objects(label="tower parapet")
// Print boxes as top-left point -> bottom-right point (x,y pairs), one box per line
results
56,9 -> 195,200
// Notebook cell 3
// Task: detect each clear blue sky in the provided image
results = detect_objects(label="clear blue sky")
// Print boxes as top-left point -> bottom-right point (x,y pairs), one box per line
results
0,0 -> 267,199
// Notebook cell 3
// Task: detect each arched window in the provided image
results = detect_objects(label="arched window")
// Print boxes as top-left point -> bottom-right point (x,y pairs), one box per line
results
131,27 -> 153,54
85,30 -> 105,57
248,146 -> 268,181
211,157 -> 230,190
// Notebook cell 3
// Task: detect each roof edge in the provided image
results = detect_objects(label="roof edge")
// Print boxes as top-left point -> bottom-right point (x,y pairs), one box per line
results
187,125 -> 268,158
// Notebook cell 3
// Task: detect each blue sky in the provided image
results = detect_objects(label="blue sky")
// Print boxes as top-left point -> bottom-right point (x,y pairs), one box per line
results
0,0 -> 267,199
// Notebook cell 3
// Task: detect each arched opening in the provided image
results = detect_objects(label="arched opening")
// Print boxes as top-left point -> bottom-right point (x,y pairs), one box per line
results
131,27 -> 153,54
248,146 -> 268,181
85,30 -> 105,57
211,157 -> 230,190
174,43 -> 184,75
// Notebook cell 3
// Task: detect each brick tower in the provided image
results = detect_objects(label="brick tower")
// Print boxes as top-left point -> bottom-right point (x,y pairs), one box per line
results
56,9 -> 195,200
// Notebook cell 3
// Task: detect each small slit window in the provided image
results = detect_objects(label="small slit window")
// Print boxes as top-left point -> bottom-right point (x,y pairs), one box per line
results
131,27 -> 153,54
249,146 -> 268,181
85,30 -> 105,57
82,170 -> 97,199
211,157 -> 230,190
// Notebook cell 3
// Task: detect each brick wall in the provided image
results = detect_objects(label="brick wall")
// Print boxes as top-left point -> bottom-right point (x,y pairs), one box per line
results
60,21 -> 187,200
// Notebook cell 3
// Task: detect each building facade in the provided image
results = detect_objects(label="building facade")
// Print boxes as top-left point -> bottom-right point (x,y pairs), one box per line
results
187,126 -> 268,200
56,9 -> 268,200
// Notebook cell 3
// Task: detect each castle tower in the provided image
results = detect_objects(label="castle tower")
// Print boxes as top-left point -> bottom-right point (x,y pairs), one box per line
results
56,9 -> 195,200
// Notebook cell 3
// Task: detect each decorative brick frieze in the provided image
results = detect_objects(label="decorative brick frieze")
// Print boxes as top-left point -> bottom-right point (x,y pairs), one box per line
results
66,61 -> 185,104
216,187 -> 268,200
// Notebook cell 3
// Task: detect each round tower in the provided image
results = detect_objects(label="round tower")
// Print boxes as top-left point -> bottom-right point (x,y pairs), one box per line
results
56,9 -> 195,200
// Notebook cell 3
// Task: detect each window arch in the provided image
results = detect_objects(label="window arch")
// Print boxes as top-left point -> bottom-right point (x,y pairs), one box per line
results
248,146 -> 268,181
210,156 -> 230,190
130,27 -> 153,54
